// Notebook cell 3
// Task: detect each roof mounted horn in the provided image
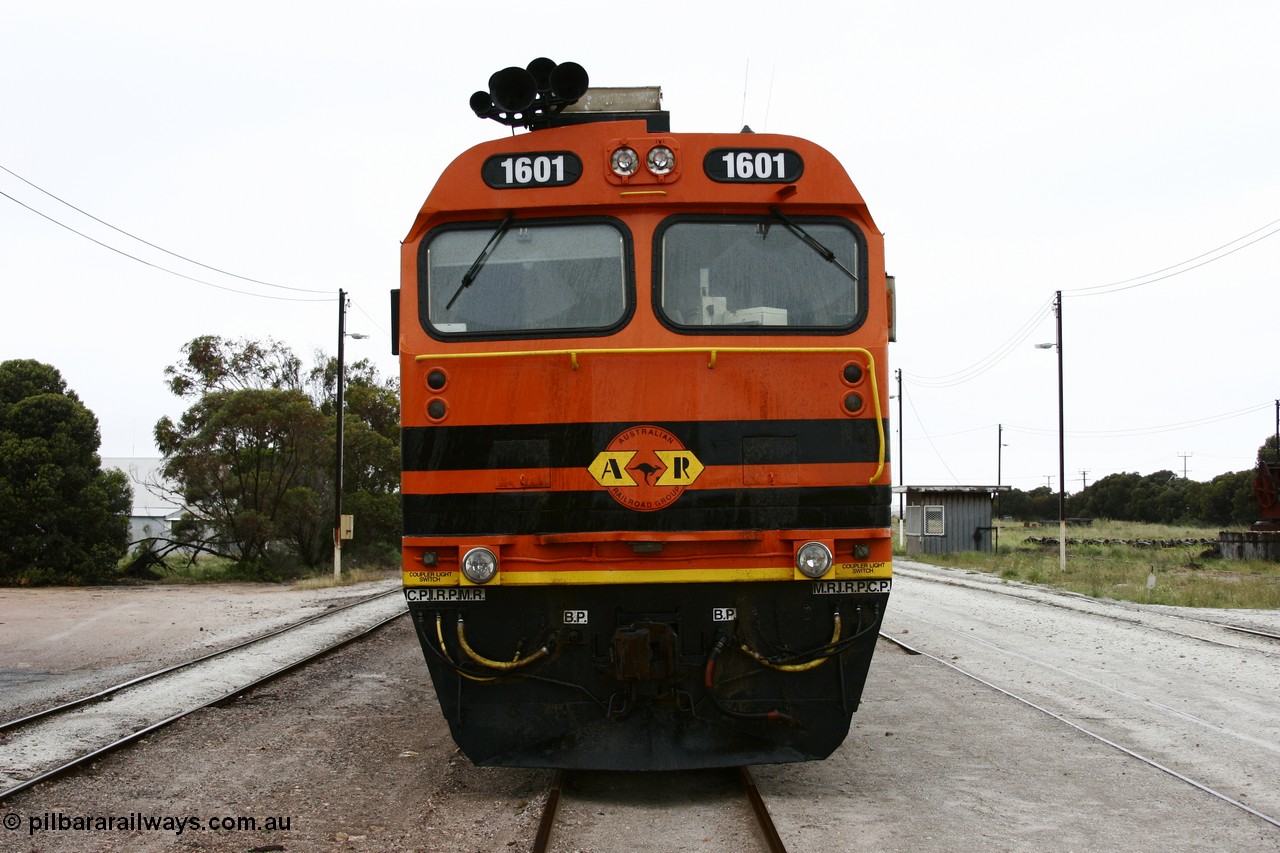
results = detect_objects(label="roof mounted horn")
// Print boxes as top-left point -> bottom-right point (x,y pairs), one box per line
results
470,58 -> 589,129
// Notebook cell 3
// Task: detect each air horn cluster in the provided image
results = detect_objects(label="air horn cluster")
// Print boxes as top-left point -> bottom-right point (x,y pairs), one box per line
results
470,58 -> 589,128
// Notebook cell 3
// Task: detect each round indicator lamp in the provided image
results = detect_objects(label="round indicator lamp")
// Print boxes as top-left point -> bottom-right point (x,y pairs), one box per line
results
611,147 -> 639,176
646,146 -> 675,175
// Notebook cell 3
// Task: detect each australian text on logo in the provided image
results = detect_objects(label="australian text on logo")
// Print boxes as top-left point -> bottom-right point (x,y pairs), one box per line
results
812,579 -> 892,595
404,588 -> 486,602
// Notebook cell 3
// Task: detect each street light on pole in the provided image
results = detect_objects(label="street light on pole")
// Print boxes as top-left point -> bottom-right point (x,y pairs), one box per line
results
1035,290 -> 1066,572
334,288 -> 369,580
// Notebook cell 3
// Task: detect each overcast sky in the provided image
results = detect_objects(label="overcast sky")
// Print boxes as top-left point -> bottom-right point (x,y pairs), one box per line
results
5,1 -> 1278,494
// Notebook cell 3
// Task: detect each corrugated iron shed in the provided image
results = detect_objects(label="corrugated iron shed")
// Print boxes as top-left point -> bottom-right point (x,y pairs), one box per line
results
895,485 -> 1010,555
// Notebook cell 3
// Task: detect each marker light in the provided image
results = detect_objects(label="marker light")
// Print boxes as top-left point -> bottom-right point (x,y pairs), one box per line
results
461,547 -> 499,584
611,146 -> 639,176
646,145 -> 675,175
796,542 -> 834,578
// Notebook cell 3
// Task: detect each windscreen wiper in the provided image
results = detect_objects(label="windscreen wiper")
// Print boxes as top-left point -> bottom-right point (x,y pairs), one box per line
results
769,207 -> 858,283
445,212 -> 515,310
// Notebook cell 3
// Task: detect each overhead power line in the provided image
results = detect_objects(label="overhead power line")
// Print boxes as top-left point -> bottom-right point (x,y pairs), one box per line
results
1064,214 -> 1280,298
901,213 -> 1280,391
903,404 -> 1272,450
349,299 -> 390,338
1,188 -> 332,303
902,384 -> 962,485
1002,401 -> 1272,439
0,164 -> 330,300
903,297 -> 1055,388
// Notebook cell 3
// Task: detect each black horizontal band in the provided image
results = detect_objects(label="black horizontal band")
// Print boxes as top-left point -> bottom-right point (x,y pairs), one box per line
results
402,418 -> 887,472
403,485 -> 891,536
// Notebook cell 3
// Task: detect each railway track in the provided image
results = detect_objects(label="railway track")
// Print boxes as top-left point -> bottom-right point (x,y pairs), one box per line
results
0,588 -> 406,801
1210,621 -> 1280,642
884,562 -> 1280,831
878,630 -> 1280,830
3,575 -> 1272,849
894,560 -> 1280,650
532,767 -> 789,853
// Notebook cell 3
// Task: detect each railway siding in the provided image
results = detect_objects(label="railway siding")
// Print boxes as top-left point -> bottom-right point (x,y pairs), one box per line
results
0,589 -> 405,797
881,560 -> 1280,824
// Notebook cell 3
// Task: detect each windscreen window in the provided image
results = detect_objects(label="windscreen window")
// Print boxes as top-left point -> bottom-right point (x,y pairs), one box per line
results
657,216 -> 864,331
422,220 -> 630,336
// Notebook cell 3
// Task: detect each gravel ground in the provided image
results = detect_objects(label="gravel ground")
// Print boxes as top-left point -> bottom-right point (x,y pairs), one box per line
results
1,591 -> 406,794
0,578 -> 401,721
3,621 -> 548,852
885,559 -> 1280,823
2,576 -> 1278,852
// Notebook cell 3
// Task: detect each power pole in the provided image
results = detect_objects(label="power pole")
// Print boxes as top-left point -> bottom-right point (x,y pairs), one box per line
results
1053,291 -> 1065,572
997,423 -> 1006,494
1177,451 -> 1192,479
1033,293 -> 1065,569
334,289 -> 347,580
896,368 -> 904,546
1079,469 -> 1090,490
997,424 -> 1008,554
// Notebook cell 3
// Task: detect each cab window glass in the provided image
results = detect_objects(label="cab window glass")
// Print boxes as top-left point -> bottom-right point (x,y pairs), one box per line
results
657,217 -> 862,330
423,220 -> 629,336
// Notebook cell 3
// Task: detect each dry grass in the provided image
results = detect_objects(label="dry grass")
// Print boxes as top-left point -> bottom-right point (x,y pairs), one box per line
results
290,566 -> 398,590
900,520 -> 1280,609
141,554 -> 396,588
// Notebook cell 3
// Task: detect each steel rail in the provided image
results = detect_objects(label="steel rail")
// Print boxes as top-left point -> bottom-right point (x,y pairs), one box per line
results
530,770 -> 564,853
531,767 -> 788,853
739,767 -> 789,853
1210,622 -> 1280,642
0,605 -> 407,802
878,631 -> 1280,831
0,586 -> 403,734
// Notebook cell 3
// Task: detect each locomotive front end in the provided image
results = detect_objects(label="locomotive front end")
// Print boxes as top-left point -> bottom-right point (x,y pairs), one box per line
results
396,61 -> 894,769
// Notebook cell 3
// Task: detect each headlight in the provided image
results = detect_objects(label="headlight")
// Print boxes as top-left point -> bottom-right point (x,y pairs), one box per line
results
646,145 -> 675,175
610,146 -> 639,176
461,547 -> 498,584
796,542 -> 833,578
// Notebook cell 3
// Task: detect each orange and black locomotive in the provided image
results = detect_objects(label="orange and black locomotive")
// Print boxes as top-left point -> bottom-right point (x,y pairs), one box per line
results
394,60 -> 895,770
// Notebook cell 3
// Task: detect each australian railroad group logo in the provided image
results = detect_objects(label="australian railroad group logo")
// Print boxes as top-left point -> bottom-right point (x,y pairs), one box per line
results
587,425 -> 704,511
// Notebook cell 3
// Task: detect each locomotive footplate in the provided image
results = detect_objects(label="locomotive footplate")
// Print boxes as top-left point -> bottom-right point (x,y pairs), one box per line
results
406,579 -> 890,770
